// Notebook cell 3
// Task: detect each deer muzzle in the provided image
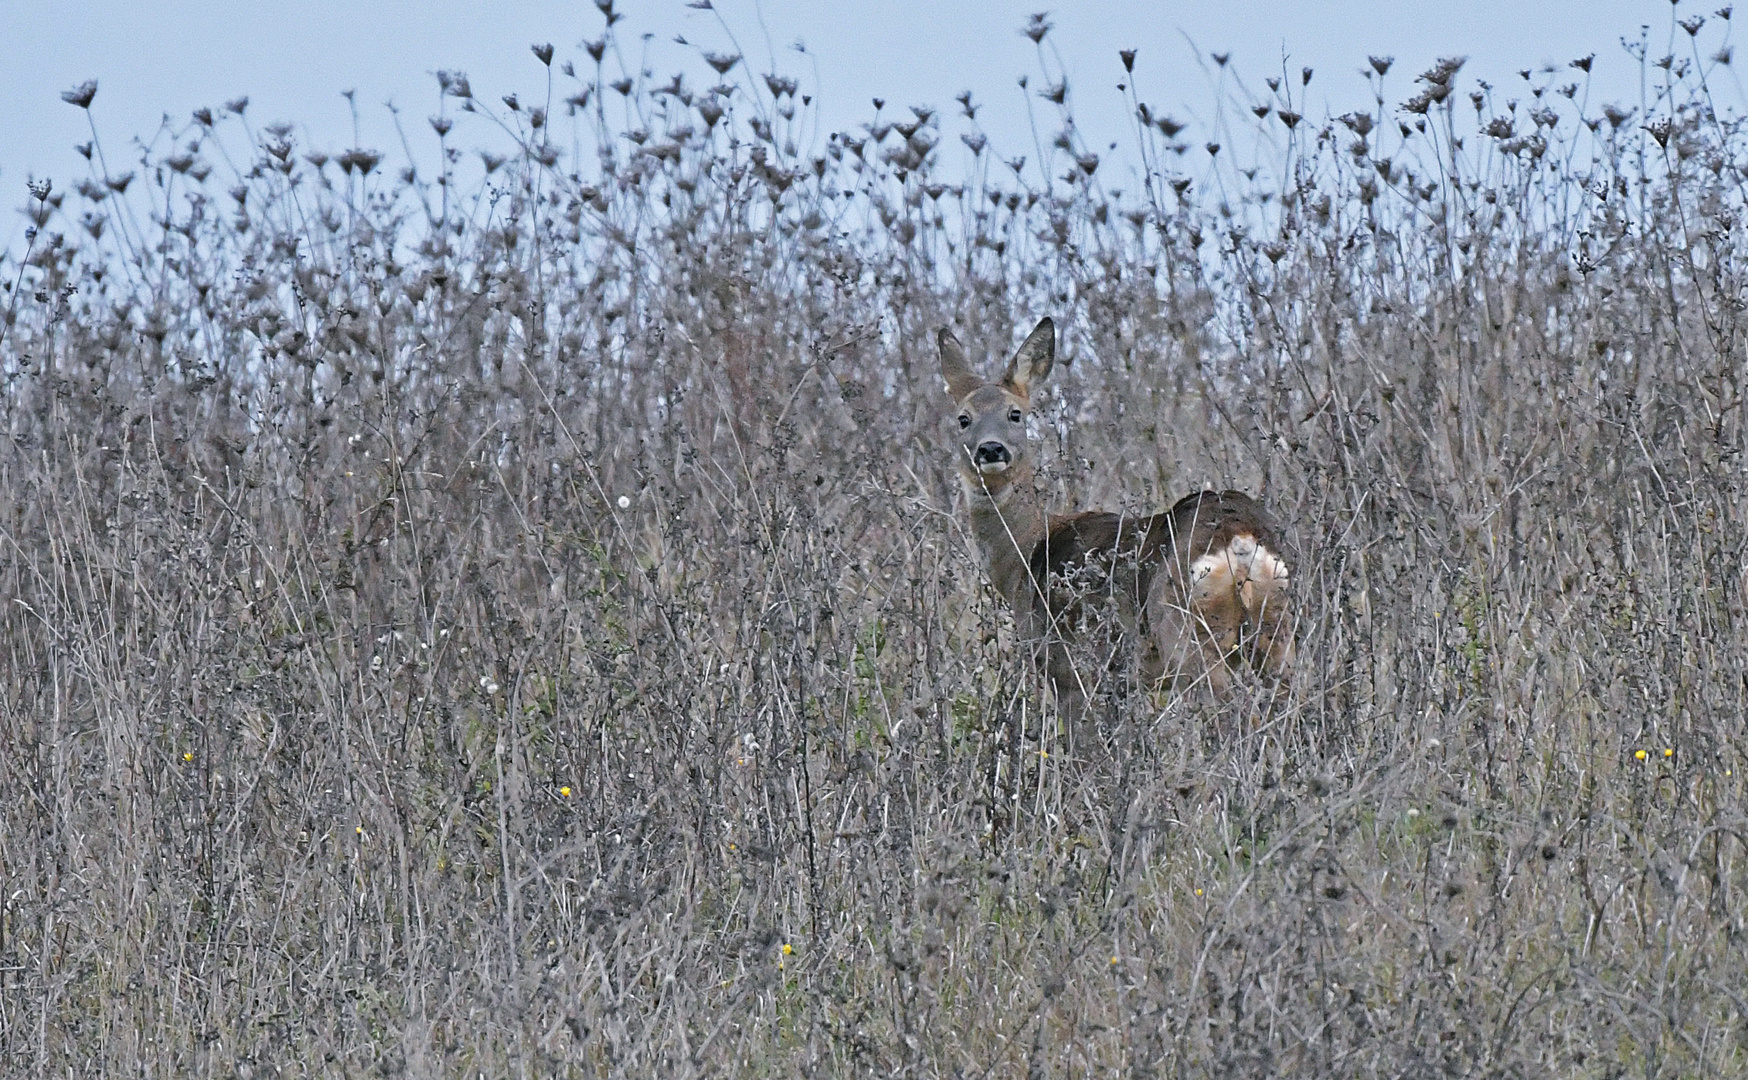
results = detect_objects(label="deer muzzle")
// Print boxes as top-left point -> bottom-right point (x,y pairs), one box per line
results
973,441 -> 1012,473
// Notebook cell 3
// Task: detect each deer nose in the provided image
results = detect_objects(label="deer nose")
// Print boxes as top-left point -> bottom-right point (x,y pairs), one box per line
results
974,441 -> 1011,466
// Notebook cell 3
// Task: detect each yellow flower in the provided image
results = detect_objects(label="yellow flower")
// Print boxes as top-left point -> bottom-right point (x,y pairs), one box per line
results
559,786 -> 572,798
1663,748 -> 1674,758
1635,749 -> 1647,761
781,942 -> 794,955
1194,888 -> 1204,897
1110,955 -> 1119,965
182,752 -> 193,762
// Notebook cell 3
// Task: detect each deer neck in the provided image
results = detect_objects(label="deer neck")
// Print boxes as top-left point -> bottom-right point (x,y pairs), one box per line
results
964,462 -> 1049,611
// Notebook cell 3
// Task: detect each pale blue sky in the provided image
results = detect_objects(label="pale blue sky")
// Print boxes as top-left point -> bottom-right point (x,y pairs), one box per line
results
1,0 -> 1719,243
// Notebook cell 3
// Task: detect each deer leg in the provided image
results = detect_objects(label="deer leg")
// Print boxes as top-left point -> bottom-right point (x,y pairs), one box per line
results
1238,552 -> 1294,685
1146,589 -> 1207,694
1045,634 -> 1099,750
1016,608 -> 1090,749
1249,615 -> 1296,683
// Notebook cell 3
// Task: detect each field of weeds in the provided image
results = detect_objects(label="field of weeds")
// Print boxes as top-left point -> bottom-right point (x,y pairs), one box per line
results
3,5 -> 1748,1076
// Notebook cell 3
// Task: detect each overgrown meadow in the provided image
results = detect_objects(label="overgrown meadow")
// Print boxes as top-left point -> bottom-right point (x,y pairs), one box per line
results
4,4 -> 1748,1075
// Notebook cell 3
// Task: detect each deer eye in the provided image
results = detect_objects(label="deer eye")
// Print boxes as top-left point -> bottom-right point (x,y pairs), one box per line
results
957,414 -> 971,429
1008,408 -> 1023,423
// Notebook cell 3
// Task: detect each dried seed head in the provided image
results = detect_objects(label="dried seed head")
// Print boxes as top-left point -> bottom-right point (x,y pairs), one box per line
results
1339,111 -> 1374,136
1416,56 -> 1467,90
61,80 -> 98,109
437,70 -> 473,99
337,148 -> 382,175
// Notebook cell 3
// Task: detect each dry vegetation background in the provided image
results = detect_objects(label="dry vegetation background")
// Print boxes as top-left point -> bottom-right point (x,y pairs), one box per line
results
4,3 -> 1748,1076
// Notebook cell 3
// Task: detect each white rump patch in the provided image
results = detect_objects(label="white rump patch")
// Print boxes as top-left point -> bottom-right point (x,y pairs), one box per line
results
1251,543 -> 1290,585
1191,535 -> 1289,592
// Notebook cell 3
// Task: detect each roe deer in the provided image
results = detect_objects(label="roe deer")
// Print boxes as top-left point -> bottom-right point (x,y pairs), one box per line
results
938,317 -> 1294,725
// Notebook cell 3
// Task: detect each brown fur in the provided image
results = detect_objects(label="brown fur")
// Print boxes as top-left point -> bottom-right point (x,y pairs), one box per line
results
939,319 -> 1294,724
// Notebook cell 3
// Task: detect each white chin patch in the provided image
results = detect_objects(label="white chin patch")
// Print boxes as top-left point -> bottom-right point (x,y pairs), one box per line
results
977,461 -> 1010,475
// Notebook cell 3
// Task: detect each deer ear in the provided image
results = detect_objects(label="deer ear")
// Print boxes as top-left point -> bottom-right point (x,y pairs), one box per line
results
1002,317 -> 1055,394
938,327 -> 982,401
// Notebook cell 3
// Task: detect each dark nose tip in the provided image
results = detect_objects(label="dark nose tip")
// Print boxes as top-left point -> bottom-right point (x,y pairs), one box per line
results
974,441 -> 1011,465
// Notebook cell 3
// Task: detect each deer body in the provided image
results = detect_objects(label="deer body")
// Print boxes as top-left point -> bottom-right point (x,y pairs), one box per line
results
939,318 -> 1294,720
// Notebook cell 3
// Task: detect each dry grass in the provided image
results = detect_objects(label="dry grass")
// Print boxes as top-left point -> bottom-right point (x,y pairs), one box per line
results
3,8 -> 1747,1077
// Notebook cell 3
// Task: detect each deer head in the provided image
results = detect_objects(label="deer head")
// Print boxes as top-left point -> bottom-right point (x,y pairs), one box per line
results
937,317 -> 1056,495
